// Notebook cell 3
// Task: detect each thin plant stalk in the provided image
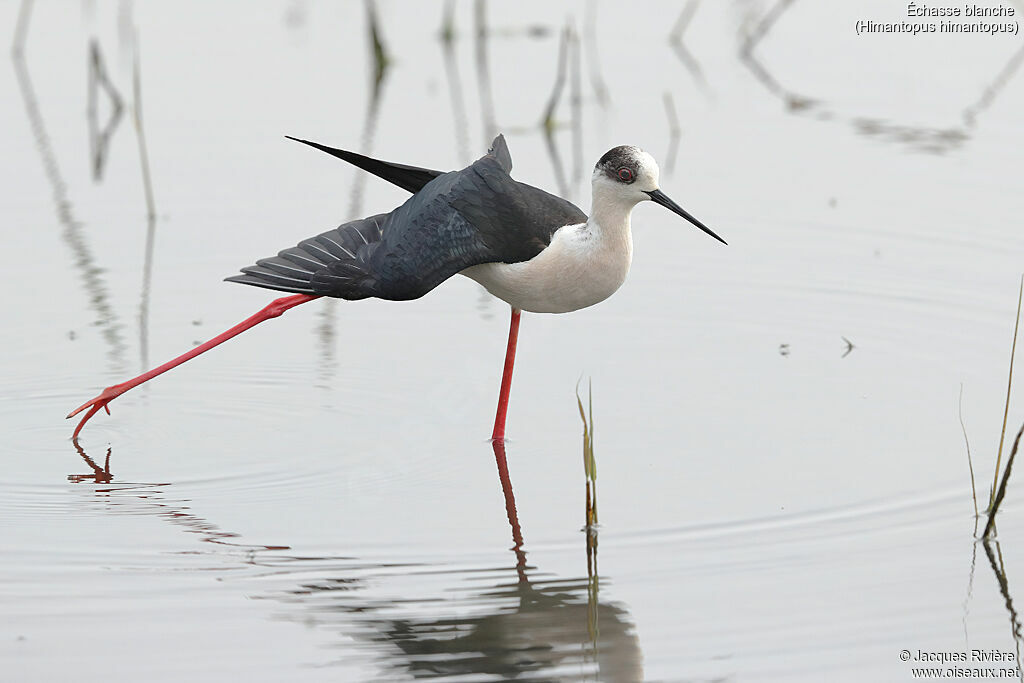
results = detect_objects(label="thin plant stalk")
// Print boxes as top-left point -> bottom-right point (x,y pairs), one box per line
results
984,422 -> 1024,538
991,275 -> 1023,511
588,379 -> 596,524
960,384 -> 979,519
577,377 -> 597,527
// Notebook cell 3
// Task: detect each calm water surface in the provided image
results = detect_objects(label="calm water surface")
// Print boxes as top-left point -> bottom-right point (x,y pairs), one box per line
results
3,1 -> 1024,681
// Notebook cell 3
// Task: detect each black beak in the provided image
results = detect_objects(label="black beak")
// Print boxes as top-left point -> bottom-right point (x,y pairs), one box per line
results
645,189 -> 727,245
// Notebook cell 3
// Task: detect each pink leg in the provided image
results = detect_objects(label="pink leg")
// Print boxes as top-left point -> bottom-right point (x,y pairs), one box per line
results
490,307 -> 521,443
68,293 -> 319,439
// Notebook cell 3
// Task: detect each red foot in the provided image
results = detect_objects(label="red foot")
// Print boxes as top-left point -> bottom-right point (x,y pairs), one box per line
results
67,382 -> 132,440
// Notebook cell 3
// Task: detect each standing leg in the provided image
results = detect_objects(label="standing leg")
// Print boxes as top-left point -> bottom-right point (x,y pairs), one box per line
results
68,293 -> 319,439
490,307 -> 521,443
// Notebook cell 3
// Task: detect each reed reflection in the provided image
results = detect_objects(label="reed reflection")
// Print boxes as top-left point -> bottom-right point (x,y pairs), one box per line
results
317,0 -> 393,384
473,0 -> 498,148
738,0 -> 1023,154
668,0 -> 709,95
13,0 -> 127,370
439,0 -> 472,166
981,540 -> 1024,679
132,28 -> 158,373
86,39 -> 123,182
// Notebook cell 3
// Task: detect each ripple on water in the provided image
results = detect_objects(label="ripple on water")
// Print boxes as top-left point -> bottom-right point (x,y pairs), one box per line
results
609,486 -> 969,550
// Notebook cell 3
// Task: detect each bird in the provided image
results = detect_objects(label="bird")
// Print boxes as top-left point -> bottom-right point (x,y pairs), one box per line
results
68,134 -> 726,441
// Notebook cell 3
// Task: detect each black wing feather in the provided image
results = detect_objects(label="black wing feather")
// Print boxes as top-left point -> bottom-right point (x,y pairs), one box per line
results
228,136 -> 587,301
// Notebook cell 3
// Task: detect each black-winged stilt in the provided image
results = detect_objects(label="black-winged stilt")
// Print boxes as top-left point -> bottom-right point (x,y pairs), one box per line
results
68,135 -> 725,442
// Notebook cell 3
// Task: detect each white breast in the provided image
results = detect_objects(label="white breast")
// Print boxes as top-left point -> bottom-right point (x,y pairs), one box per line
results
460,220 -> 633,314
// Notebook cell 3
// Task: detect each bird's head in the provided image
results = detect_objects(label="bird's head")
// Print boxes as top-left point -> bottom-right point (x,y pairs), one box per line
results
592,145 -> 726,245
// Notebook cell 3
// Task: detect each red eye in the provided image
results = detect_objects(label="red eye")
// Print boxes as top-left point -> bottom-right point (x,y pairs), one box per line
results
617,167 -> 633,182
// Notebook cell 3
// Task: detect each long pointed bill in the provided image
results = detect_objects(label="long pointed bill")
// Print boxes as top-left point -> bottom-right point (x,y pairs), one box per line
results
645,189 -> 727,245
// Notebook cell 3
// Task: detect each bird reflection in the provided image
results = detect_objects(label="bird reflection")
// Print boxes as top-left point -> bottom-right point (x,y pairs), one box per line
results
68,437 -> 642,679
262,440 -> 640,680
351,574 -> 640,681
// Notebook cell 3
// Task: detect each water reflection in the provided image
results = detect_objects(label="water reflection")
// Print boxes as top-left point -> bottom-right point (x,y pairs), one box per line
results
439,0 -> 472,166
313,0 -> 394,384
739,0 -> 1023,154
537,21 -> 586,203
738,0 -> 819,116
568,20 -> 584,197
131,28 -> 158,373
346,0 -> 391,221
69,442 -> 290,552
662,92 -> 682,175
86,39 -> 123,182
491,438 -> 528,580
473,0 -> 499,148
68,441 -> 112,484
338,574 -> 640,681
981,540 -> 1024,677
541,25 -> 572,199
260,440 -> 640,679
13,0 -> 127,370
582,0 -> 610,107
68,438 -> 642,680
548,22 -> 585,201
668,0 -> 709,95
962,42 -> 1024,128
282,0 -> 307,32
961,494 -> 1024,678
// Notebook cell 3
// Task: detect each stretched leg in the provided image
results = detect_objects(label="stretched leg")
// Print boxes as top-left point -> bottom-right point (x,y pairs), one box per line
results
490,307 -> 521,443
68,294 -> 319,439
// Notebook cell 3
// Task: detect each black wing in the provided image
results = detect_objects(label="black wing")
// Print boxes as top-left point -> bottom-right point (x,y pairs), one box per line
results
227,135 -> 587,301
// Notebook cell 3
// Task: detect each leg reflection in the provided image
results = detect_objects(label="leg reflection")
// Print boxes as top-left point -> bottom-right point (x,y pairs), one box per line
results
490,438 -> 527,582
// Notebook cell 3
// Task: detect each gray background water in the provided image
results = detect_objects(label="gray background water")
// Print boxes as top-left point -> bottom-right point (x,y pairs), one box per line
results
3,1 -> 1024,680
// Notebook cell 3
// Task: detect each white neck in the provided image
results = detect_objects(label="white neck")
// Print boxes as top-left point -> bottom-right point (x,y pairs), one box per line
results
586,181 -> 638,255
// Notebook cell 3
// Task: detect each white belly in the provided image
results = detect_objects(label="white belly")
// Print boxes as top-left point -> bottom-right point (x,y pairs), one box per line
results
460,223 -> 633,314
